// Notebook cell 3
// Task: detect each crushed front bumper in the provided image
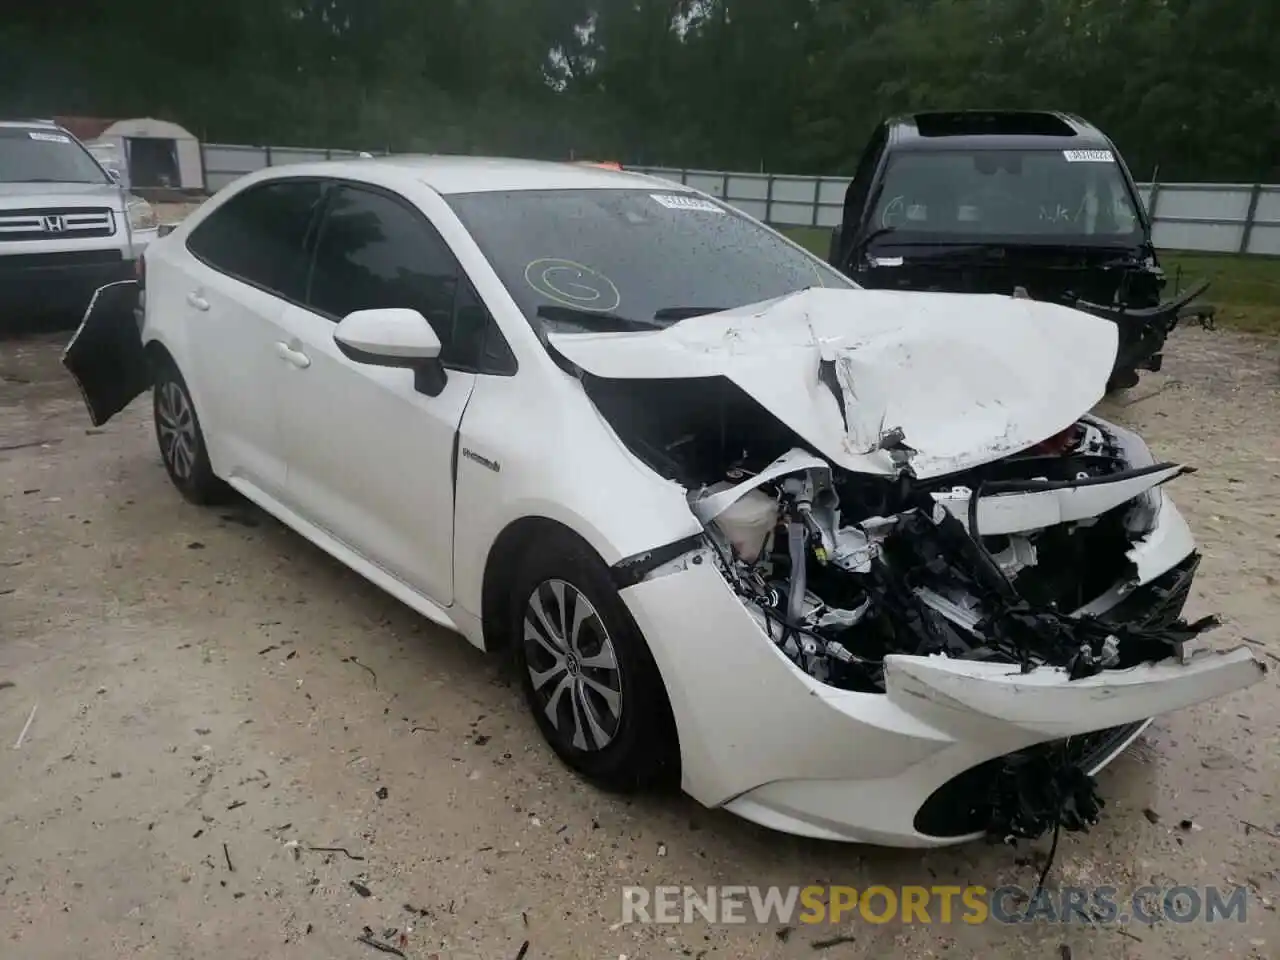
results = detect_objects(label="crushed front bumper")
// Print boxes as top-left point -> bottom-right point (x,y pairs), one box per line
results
619,494 -> 1266,846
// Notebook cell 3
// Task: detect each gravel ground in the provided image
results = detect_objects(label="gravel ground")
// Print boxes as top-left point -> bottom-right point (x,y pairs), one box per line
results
1,324 -> 1278,960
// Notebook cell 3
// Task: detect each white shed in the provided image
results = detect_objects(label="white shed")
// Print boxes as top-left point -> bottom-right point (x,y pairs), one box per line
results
94,118 -> 204,190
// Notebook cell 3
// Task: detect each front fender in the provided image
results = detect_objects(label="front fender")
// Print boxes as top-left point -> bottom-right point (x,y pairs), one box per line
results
450,370 -> 702,622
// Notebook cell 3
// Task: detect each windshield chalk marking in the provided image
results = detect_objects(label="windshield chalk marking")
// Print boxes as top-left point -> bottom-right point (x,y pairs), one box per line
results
523,258 -> 621,313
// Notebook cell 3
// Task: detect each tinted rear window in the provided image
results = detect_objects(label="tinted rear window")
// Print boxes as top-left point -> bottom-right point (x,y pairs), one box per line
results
186,179 -> 325,298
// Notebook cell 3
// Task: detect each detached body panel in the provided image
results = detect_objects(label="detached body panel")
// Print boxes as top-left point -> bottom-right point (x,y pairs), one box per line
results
61,279 -> 150,425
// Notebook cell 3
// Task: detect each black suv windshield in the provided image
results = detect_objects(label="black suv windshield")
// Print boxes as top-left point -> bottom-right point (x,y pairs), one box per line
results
869,148 -> 1144,245
0,127 -> 109,184
446,188 -> 852,331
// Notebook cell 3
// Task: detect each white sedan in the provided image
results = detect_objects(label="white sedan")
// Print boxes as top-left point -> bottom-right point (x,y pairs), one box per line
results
64,157 -> 1265,847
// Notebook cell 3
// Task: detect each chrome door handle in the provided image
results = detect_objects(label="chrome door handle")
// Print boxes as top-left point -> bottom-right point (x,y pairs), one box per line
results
186,291 -> 210,311
275,341 -> 311,369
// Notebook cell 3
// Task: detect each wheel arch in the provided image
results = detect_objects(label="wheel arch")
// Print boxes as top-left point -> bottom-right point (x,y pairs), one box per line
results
482,514 -> 683,788
480,516 -> 588,654
142,335 -> 216,456
143,337 -> 176,372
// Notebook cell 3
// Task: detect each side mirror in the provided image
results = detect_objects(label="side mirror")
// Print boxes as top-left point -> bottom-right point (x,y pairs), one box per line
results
334,308 -> 447,396
106,168 -> 123,184
157,223 -> 177,238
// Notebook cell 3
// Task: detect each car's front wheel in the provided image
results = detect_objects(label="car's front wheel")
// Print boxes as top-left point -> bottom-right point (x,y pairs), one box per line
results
152,357 -> 228,505
510,530 -> 678,792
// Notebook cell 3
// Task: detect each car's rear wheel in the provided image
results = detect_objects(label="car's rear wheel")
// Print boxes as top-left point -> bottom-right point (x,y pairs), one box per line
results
152,358 -> 229,505
510,530 -> 678,791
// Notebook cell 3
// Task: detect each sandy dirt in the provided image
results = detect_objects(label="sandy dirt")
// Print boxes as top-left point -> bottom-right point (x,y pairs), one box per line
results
1,325 -> 1278,960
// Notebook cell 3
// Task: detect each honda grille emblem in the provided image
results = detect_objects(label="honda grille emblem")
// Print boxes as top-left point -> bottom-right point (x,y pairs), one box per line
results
42,215 -> 66,233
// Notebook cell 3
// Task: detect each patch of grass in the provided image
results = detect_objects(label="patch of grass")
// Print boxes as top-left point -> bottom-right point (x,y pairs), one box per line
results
783,226 -> 833,259
780,226 -> 1280,335
1160,253 -> 1280,335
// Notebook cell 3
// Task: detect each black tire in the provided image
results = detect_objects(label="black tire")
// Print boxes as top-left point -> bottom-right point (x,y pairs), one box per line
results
510,529 -> 679,792
151,357 -> 230,505
1106,367 -> 1141,394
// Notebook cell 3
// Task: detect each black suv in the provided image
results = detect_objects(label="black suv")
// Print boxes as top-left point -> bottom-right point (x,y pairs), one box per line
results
827,111 -> 1210,390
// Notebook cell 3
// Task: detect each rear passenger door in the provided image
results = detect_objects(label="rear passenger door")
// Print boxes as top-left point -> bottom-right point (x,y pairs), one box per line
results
274,182 -> 513,605
179,178 -> 325,499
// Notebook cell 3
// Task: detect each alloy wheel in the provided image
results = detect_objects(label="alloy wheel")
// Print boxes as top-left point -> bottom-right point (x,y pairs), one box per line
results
522,578 -> 624,751
156,380 -> 197,481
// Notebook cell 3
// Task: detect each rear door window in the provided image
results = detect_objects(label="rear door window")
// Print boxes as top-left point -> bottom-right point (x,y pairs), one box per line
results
186,179 -> 326,300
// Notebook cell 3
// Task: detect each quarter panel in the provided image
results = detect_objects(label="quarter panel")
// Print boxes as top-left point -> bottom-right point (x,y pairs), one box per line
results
140,236 -> 200,387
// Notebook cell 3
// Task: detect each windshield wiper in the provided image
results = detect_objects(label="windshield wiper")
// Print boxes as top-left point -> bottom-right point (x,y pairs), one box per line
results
652,305 -> 727,321
859,225 -> 899,247
860,227 -> 1001,252
909,243 -> 1009,259
5,177 -> 103,184
535,304 -> 665,332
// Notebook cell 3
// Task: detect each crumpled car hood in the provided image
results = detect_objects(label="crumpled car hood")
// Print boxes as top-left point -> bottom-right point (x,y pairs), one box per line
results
548,287 -> 1119,478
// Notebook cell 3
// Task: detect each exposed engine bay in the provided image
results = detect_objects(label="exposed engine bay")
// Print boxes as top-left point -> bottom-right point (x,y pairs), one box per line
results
586,372 -> 1222,843
692,434 -> 1208,695
587,374 -> 1215,697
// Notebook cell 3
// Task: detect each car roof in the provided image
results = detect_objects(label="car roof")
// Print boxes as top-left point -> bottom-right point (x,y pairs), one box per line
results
252,155 -> 675,196
883,111 -> 1115,152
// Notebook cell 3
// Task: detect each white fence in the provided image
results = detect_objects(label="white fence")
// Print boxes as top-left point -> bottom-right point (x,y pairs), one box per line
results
200,143 -> 1280,256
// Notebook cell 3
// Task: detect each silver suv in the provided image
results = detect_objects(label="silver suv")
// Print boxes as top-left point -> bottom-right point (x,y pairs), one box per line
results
1,119 -> 157,323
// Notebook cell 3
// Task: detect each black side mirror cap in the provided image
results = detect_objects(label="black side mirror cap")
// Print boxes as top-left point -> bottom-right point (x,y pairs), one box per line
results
413,360 -> 448,397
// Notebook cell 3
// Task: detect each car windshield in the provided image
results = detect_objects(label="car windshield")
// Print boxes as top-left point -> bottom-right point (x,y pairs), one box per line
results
868,149 -> 1144,245
445,188 -> 853,332
0,128 -> 109,184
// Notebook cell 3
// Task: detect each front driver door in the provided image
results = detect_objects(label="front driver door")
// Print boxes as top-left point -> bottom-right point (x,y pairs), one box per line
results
273,183 -> 477,606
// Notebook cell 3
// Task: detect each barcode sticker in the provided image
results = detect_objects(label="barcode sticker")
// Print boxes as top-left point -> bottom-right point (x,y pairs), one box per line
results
651,193 -> 725,213
1063,149 -> 1114,163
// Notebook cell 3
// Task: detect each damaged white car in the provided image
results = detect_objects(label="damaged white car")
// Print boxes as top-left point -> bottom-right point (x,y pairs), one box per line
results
63,158 -> 1265,847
